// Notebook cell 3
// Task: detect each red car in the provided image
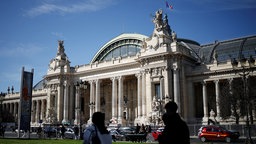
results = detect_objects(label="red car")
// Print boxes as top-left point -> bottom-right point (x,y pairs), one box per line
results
198,125 -> 240,143
151,127 -> 164,141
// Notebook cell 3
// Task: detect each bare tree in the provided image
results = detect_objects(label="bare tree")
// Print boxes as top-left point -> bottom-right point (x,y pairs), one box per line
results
219,77 -> 256,124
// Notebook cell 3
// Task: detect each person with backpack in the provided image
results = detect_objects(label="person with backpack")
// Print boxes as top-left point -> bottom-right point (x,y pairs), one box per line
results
83,112 -> 112,144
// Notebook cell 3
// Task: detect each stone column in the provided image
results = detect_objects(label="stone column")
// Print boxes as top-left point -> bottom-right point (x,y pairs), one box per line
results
69,84 -> 74,122
160,77 -> 164,99
136,74 -> 142,118
46,87 -> 51,120
117,76 -> 123,124
62,83 -> 69,124
173,67 -> 180,112
202,81 -> 208,121
36,100 -> 40,123
164,67 -> 172,102
214,80 -> 221,120
141,72 -> 147,118
89,80 -> 95,119
145,70 -> 152,116
95,79 -> 101,112
111,77 -> 117,119
31,101 -> 35,123
10,103 -> 13,116
74,85 -> 80,125
229,78 -> 238,118
57,83 -> 64,122
13,102 -> 17,119
41,99 -> 45,122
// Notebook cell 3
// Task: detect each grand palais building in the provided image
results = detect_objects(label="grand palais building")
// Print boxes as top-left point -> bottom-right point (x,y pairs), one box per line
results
1,9 -> 256,128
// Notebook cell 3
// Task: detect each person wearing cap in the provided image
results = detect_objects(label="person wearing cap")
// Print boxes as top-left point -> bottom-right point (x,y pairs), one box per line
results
158,101 -> 190,144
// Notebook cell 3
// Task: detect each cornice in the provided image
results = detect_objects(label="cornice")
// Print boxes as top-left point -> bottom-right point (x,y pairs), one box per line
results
187,67 -> 256,78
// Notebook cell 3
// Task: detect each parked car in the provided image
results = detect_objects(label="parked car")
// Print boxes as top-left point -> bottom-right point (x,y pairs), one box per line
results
64,127 -> 76,139
198,125 -> 240,143
44,126 -> 58,138
15,129 -> 24,133
151,127 -> 164,140
117,127 -> 135,135
109,129 -> 125,141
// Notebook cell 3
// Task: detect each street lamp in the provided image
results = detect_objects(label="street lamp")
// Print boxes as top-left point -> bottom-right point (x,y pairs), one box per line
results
231,55 -> 255,144
75,80 -> 88,140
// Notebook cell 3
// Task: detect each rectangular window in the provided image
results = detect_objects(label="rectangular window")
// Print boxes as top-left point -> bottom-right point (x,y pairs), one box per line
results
155,83 -> 160,99
81,97 -> 84,112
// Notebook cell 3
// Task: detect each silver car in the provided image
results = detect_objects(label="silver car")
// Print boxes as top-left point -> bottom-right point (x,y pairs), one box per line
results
110,129 -> 125,141
64,128 -> 76,139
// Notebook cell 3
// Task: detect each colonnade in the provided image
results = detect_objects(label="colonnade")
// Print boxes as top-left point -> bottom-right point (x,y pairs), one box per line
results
1,99 -> 47,126
197,77 -> 256,124
1,102 -> 19,121
72,69 -> 174,125
31,99 -> 47,125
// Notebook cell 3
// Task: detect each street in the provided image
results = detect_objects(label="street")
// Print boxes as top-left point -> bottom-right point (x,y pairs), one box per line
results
0,130 -> 252,144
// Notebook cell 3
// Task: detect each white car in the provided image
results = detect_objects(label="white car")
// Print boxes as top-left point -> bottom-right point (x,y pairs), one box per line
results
64,128 -> 76,139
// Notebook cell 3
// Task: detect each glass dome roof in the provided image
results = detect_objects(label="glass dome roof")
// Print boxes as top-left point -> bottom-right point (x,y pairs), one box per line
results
90,33 -> 148,63
200,35 -> 256,64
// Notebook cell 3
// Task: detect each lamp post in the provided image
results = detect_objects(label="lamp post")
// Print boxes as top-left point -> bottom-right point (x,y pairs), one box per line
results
231,55 -> 255,144
75,81 -> 87,113
75,80 -> 87,139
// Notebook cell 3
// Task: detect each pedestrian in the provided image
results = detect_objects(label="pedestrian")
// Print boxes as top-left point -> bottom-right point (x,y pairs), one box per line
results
135,123 -> 140,134
47,126 -> 51,138
139,124 -> 146,134
83,112 -> 112,144
37,126 -> 42,138
146,125 -> 151,133
74,125 -> 79,140
0,124 -> 4,137
60,125 -> 66,139
158,101 -> 190,144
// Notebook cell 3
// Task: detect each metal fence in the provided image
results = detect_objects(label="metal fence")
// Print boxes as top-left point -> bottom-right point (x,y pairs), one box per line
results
188,124 -> 256,137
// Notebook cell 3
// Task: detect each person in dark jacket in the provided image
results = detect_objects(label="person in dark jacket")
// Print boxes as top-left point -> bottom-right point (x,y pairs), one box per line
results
83,112 -> 112,144
60,125 -> 66,139
74,125 -> 79,140
158,101 -> 190,144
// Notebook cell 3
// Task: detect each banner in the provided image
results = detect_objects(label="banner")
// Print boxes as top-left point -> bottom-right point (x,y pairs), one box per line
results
19,67 -> 33,133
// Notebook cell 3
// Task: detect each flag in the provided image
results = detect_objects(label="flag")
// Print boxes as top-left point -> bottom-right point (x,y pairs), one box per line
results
166,1 -> 169,8
169,4 -> 173,9
165,1 -> 173,10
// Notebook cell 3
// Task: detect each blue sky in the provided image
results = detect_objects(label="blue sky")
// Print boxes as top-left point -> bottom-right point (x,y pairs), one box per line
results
0,0 -> 256,93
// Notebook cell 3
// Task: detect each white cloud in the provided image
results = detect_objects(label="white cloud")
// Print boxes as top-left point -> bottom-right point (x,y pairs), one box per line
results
2,43 -> 43,57
51,32 -> 64,39
24,0 -> 115,17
